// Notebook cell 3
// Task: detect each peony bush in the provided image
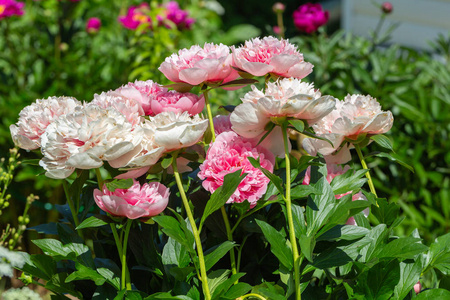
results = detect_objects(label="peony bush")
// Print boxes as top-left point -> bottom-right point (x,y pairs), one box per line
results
7,35 -> 450,300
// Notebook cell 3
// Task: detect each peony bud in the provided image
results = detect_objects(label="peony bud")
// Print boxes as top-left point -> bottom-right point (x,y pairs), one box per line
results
381,2 -> 393,14
414,281 -> 422,294
272,2 -> 285,13
86,17 -> 101,33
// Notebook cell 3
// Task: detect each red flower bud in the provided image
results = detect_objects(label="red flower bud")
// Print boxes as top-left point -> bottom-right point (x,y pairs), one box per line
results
381,2 -> 393,14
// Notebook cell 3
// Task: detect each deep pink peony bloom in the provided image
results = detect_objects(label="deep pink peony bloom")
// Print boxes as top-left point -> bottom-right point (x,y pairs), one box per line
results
115,80 -> 166,116
302,164 -> 369,225
159,1 -> 195,30
86,17 -> 101,33
0,0 -> 24,20
198,131 -> 275,207
159,43 -> 238,86
118,3 -> 151,30
150,90 -> 205,116
231,36 -> 313,78
293,3 -> 329,34
94,180 -> 169,219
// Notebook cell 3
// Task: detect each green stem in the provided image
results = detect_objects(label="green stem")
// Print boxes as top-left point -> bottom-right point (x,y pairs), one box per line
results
239,293 -> 267,300
95,168 -> 104,190
172,154 -> 211,300
276,12 -> 285,39
282,125 -> 301,300
236,235 -> 249,273
121,219 -> 133,291
354,144 -> 378,198
62,180 -> 84,240
220,206 -> 237,280
203,89 -> 216,142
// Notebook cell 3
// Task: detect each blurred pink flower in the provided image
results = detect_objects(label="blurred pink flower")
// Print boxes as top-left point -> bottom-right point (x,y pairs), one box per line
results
94,180 -> 169,219
273,26 -> 281,35
159,1 -> 195,30
414,281 -> 422,294
302,163 -> 369,225
10,96 -> 81,150
115,80 -> 166,116
118,3 -> 151,30
293,3 -> 329,34
231,36 -> 313,78
198,131 -> 275,207
381,2 -> 393,14
0,0 -> 24,20
303,94 -> 393,164
272,2 -> 286,13
151,90 -> 205,116
86,17 -> 101,33
159,43 -> 238,87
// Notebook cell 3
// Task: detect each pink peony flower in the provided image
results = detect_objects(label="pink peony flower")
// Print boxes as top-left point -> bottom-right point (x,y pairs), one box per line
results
159,43 -> 238,87
0,0 -> 24,20
115,80 -> 166,116
231,36 -> 313,78
118,3 -> 151,30
94,180 -> 169,219
150,90 -> 205,116
302,163 -> 369,225
293,3 -> 329,34
198,131 -> 275,207
10,96 -> 81,150
213,115 -> 233,136
302,94 -> 393,164
86,17 -> 101,33
159,1 -> 195,30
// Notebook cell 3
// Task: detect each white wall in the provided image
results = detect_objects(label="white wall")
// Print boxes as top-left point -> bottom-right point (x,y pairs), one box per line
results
342,0 -> 450,50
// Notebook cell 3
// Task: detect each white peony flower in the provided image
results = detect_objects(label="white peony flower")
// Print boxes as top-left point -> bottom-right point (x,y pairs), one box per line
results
39,105 -> 142,179
10,96 -> 81,150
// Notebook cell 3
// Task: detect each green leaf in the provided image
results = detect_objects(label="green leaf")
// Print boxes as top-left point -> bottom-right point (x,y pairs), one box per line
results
223,283 -> 252,299
317,225 -> 370,242
306,177 -> 337,236
428,233 -> 450,275
32,239 -> 89,261
370,134 -> 394,151
76,215 -> 112,230
379,237 -> 428,259
219,78 -> 259,88
65,263 -> 106,286
247,157 -> 284,195
204,241 -> 236,271
330,169 -> 368,195
200,170 -> 246,229
298,234 -> 316,263
288,119 -> 305,133
359,225 -> 389,262
20,159 -> 41,166
105,178 -> 133,192
291,185 -> 319,199
366,151 -> 414,173
97,267 -> 120,290
207,269 -> 231,297
359,260 -> 400,300
169,266 -> 196,281
415,289 -> 450,299
211,273 -> 246,299
161,156 -> 173,169
370,197 -> 400,227
291,204 -> 307,237
153,216 -> 193,251
162,237 -> 190,269
393,257 -> 423,300
163,82 -> 193,93
255,219 -> 293,270
27,254 -> 57,281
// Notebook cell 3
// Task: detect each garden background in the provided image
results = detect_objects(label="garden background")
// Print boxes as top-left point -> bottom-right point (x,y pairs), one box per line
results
1,0 -> 449,297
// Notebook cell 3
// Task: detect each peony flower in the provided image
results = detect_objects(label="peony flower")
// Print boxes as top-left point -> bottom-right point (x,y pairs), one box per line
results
10,96 -> 81,150
0,0 -> 24,20
293,3 -> 329,34
231,36 -> 313,78
150,90 -> 205,116
86,17 -> 101,33
159,43 -> 238,87
213,114 -> 233,136
94,180 -> 169,219
118,3 -> 151,30
39,105 -> 142,179
302,94 -> 393,164
302,163 -> 369,225
198,131 -> 275,207
230,78 -> 336,139
159,1 -> 195,30
91,91 -> 144,127
115,80 -> 166,116
148,111 -> 209,152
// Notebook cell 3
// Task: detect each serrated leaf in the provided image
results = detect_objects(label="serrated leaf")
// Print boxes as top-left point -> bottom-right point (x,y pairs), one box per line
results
105,178 -> 133,192
370,134 -> 394,151
255,219 -> 293,270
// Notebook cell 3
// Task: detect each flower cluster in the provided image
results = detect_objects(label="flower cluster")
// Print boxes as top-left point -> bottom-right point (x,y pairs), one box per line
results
0,0 -> 24,20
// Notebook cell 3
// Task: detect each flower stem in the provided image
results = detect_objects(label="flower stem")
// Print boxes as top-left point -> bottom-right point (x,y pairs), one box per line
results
172,155 -> 211,300
121,219 -> 133,291
220,206 -> 237,280
276,12 -> 285,39
62,180 -> 84,240
203,89 -> 216,142
354,144 -> 378,198
282,125 -> 301,300
95,168 -> 104,190
239,293 -> 267,300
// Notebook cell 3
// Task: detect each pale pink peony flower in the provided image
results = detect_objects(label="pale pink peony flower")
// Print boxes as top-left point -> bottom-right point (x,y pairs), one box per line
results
91,91 -> 144,127
302,94 -> 393,164
115,80 -> 166,116
10,96 -> 81,150
293,3 -> 329,34
0,0 -> 24,20
198,131 -> 275,207
118,3 -> 151,30
150,90 -> 205,116
231,36 -> 313,78
94,180 -> 169,219
159,43 -> 238,86
302,163 -> 369,225
39,105 -> 142,179
149,111 -> 209,152
230,78 -> 336,139
86,17 -> 101,33
213,114 -> 233,135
